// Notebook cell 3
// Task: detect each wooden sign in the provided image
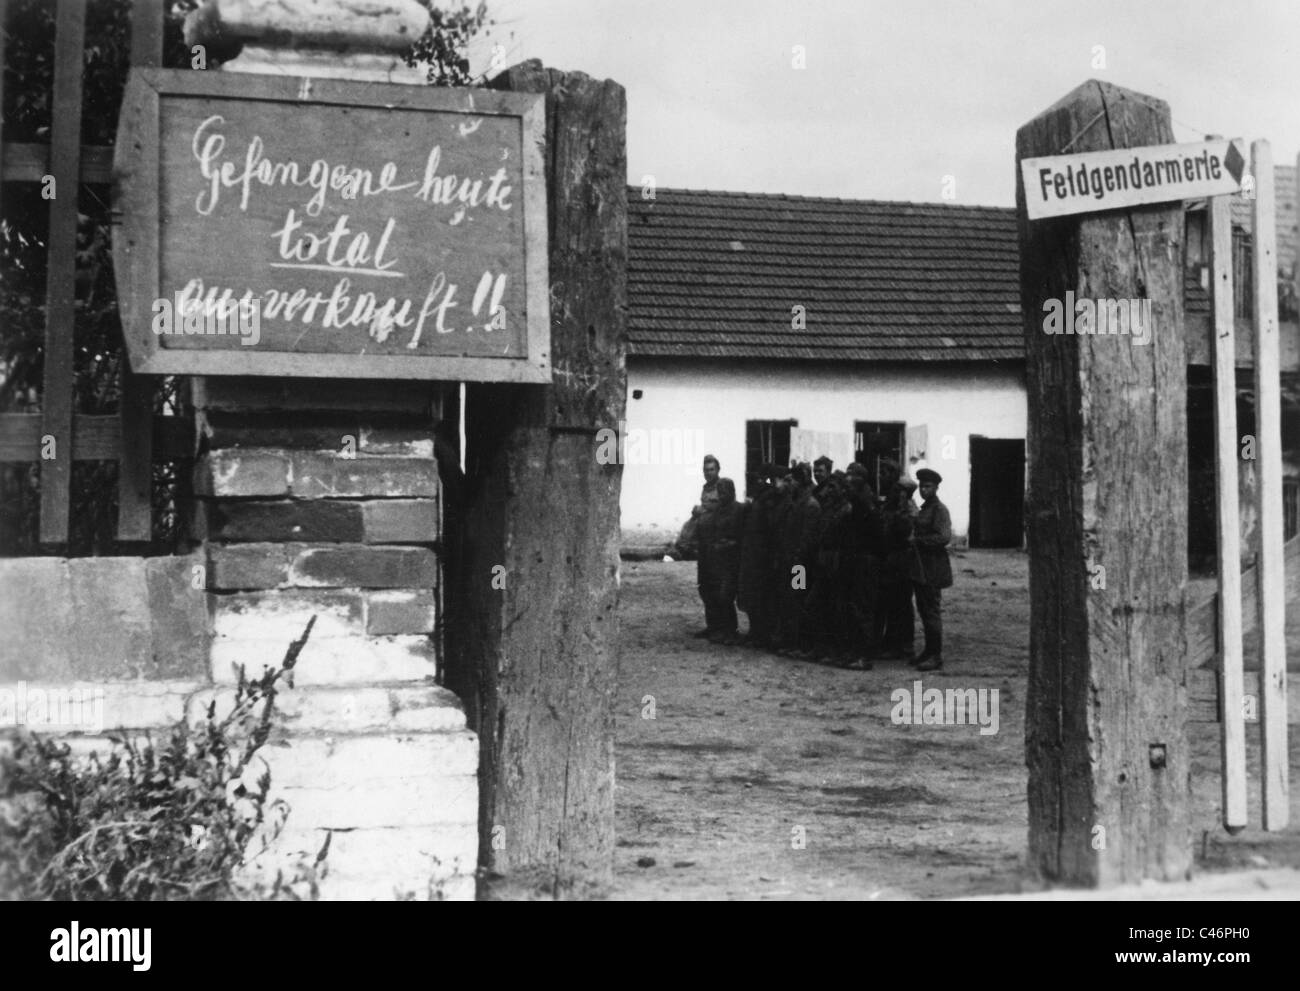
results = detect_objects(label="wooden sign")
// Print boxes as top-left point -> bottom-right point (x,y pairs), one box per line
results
113,69 -> 549,381
1020,138 -> 1245,221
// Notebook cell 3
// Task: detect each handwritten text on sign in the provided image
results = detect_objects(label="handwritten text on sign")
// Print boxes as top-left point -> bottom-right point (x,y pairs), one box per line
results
1021,139 -> 1246,220
157,98 -> 527,356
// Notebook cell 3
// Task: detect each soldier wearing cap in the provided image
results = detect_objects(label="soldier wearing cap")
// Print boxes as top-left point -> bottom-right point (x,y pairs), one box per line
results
874,459 -> 916,660
774,463 -> 820,657
840,462 -> 879,668
908,467 -> 953,671
698,477 -> 745,642
687,455 -> 723,637
737,464 -> 784,647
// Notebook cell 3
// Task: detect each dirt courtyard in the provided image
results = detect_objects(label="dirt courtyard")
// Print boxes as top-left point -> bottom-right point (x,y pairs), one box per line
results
611,548 -> 1300,900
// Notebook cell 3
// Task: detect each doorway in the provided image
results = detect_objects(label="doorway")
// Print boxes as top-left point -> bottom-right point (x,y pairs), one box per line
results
969,436 -> 1025,548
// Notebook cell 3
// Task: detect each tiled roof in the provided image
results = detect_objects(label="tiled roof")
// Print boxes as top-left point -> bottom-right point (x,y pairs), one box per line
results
627,188 -> 1023,362
627,184 -> 1295,363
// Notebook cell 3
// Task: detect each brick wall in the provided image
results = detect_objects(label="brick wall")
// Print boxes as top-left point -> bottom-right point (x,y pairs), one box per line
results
0,381 -> 479,900
191,379 -> 476,899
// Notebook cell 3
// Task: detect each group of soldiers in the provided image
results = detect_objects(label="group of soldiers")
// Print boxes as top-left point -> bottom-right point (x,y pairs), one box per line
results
685,454 -> 952,671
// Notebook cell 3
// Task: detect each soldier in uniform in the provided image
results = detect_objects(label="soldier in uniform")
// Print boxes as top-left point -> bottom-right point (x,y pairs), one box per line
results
737,465 -> 782,648
874,460 -> 916,660
812,455 -> 833,492
689,455 -> 723,637
908,467 -> 953,671
812,470 -> 856,666
841,462 -> 879,669
774,463 -> 820,657
698,477 -> 745,643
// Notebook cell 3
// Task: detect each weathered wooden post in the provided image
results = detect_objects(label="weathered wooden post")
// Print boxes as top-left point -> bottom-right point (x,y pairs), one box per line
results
1206,155 -> 1246,832
449,60 -> 626,898
1250,141 -> 1289,830
1016,80 -> 1191,885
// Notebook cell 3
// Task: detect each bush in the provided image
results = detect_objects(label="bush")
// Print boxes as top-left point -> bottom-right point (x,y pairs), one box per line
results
0,619 -> 327,900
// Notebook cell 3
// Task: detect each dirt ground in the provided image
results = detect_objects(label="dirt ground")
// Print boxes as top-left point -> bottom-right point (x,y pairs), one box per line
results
611,549 -> 1300,900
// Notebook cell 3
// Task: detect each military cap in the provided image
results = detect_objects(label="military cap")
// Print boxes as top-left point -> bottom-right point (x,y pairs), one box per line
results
915,468 -> 943,485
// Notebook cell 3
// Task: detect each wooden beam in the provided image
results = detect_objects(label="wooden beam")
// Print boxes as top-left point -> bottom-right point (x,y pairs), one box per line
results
1187,535 -> 1300,670
1208,178 -> 1247,832
452,61 -> 626,896
0,413 -> 194,462
1017,80 -> 1190,887
38,0 -> 87,544
1189,668 -> 1300,724
0,0 -> 8,219
1251,140 -> 1289,831
1185,314 -> 1300,370
116,0 -> 166,541
0,142 -> 114,184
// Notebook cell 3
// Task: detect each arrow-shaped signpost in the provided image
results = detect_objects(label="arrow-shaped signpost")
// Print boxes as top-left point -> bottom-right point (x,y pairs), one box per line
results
1021,137 -> 1246,221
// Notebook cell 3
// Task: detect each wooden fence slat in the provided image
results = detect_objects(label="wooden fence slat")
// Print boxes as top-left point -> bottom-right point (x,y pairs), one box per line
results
0,142 -> 113,183
0,0 -> 9,218
37,0 -> 88,544
130,0 -> 164,66
1190,668 -> 1300,725
1187,534 -> 1300,670
1208,179 -> 1247,831
1251,140 -> 1289,831
116,0 -> 165,541
0,413 -> 193,462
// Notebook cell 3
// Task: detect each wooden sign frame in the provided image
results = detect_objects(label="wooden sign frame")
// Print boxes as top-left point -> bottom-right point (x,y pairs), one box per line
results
112,69 -> 550,382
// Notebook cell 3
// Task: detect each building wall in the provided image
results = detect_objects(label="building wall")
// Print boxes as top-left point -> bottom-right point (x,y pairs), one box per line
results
620,358 -> 1028,549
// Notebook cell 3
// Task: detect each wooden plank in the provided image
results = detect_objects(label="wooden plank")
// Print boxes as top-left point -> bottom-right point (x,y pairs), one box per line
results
1208,180 -> 1247,831
130,0 -> 163,67
116,365 -> 153,540
1017,80 -> 1189,887
1185,313 -> 1300,371
0,0 -> 8,219
1187,535 -> 1300,669
1,142 -> 114,183
451,61 -> 626,895
116,0 -> 165,542
1251,140 -> 1289,831
1189,668 -> 1300,726
38,0 -> 87,544
0,413 -> 194,462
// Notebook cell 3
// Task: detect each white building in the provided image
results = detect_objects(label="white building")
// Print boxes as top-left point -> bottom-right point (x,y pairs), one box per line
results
621,188 -> 1029,552
618,181 -> 1300,558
